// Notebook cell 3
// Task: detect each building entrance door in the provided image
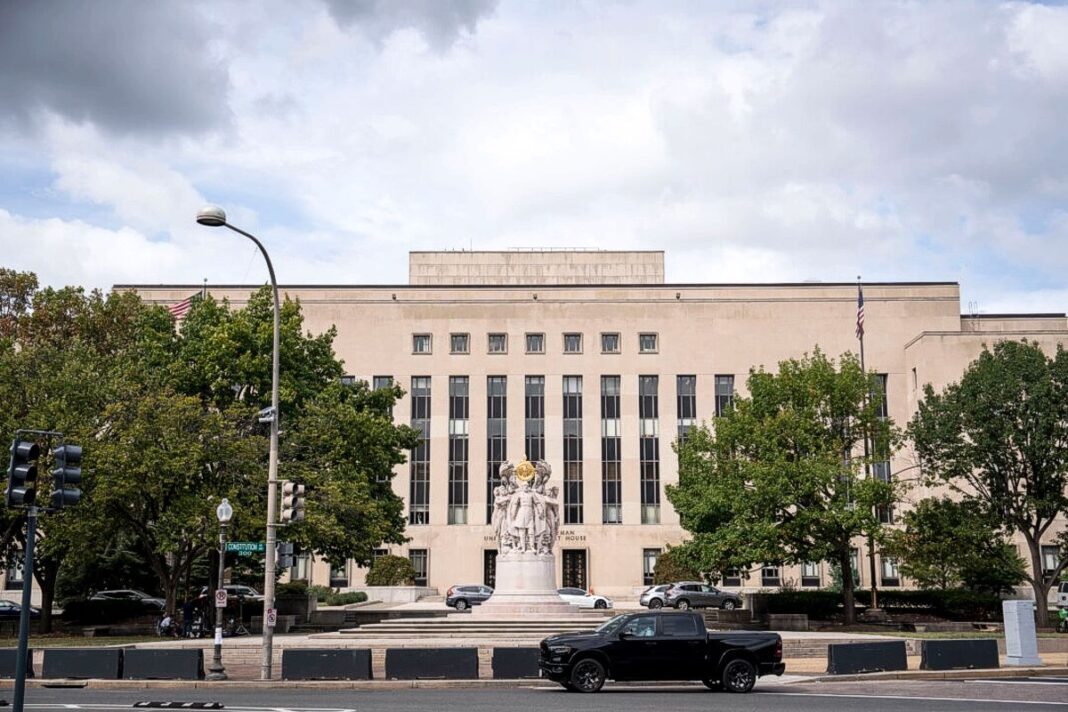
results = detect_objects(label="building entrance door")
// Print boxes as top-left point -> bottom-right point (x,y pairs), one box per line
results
484,550 -> 497,588
562,549 -> 587,590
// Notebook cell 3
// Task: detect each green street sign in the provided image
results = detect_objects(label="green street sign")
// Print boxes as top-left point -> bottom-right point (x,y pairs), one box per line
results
225,541 -> 266,555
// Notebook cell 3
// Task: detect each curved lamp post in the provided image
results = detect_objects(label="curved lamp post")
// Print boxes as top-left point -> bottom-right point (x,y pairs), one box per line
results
196,205 -> 281,681
207,497 -> 234,681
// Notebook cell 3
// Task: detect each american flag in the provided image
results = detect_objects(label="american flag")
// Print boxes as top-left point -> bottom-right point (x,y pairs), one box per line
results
167,293 -> 198,321
856,285 -> 865,340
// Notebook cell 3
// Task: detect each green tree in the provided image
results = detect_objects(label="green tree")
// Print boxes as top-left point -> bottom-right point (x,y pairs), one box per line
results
652,548 -> 700,585
881,497 -> 1026,593
668,349 -> 896,623
909,340 -> 1068,626
364,555 -> 416,586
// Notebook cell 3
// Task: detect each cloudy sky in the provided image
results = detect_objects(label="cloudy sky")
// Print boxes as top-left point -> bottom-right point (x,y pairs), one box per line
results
2,0 -> 1067,312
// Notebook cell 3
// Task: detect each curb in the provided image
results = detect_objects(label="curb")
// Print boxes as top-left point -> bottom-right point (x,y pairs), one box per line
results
798,666 -> 1068,683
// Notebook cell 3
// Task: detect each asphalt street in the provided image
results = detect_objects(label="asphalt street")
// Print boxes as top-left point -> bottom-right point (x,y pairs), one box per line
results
5,678 -> 1068,712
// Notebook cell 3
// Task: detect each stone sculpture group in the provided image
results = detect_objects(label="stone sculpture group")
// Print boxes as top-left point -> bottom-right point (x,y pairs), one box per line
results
491,458 -> 560,556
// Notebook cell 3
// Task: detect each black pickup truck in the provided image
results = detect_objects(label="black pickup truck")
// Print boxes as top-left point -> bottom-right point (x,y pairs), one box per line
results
539,611 -> 784,693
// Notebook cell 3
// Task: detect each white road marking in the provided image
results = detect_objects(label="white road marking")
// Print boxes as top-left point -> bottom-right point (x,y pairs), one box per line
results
23,706 -> 354,712
763,691 -> 1068,706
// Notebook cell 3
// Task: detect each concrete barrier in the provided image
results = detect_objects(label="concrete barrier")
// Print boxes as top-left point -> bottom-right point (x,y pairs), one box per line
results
123,649 -> 204,680
920,639 -> 1000,671
43,648 -> 123,679
385,648 -> 478,679
281,649 -> 372,680
768,614 -> 809,631
0,647 -> 33,678
826,641 -> 908,675
491,648 -> 540,679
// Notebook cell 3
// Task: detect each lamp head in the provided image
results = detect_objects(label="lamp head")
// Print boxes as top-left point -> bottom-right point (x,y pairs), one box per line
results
196,205 -> 227,227
216,497 -> 234,523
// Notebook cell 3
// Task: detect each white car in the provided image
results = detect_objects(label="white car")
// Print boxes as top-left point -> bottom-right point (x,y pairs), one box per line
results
557,587 -> 613,609
1057,581 -> 1068,608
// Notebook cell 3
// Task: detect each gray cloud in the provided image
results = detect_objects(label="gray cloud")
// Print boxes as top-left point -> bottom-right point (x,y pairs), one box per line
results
323,0 -> 498,50
0,1 -> 229,136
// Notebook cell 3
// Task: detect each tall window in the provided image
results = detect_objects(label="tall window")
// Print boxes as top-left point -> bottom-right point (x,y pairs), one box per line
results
408,376 -> 431,525
639,375 -> 660,524
761,563 -> 781,587
873,374 -> 893,523
563,375 -> 584,524
714,374 -> 734,416
563,333 -> 583,353
643,548 -> 661,586
526,333 -> 545,354
450,333 -> 469,354
412,333 -> 432,354
850,547 -> 862,586
801,561 -> 820,588
448,376 -> 469,525
5,560 -> 23,590
373,375 -> 394,420
881,558 -> 900,587
601,375 -> 622,524
1042,545 -> 1061,578
676,375 -> 696,441
525,376 -> 545,461
409,549 -> 428,587
329,561 -> 348,587
486,376 -> 507,523
488,333 -> 508,353
341,375 -> 356,386
601,333 -> 620,354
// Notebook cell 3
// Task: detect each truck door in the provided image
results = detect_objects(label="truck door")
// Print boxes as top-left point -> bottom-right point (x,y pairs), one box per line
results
658,613 -> 706,680
609,614 -> 662,680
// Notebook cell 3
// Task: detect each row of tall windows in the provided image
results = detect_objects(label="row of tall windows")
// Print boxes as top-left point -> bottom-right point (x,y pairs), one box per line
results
525,376 -> 545,461
412,332 -> 659,355
408,376 -> 431,525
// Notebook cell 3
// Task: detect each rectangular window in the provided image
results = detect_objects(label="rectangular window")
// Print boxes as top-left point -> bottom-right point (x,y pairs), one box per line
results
801,561 -> 820,588
341,375 -> 356,386
600,332 -> 620,354
761,564 -> 781,587
408,376 -> 431,525
450,333 -> 469,354
563,333 -> 582,354
639,333 -> 658,353
486,376 -> 508,523
639,375 -> 661,524
881,558 -> 900,587
525,333 -> 544,354
722,567 -> 742,587
601,375 -> 622,524
329,561 -> 348,588
1042,545 -> 1061,577
448,376 -> 469,525
676,375 -> 697,442
524,376 -> 545,461
714,374 -> 734,417
643,548 -> 661,586
373,375 -> 394,423
873,374 -> 893,523
5,560 -> 23,590
412,333 -> 432,354
409,549 -> 428,587
372,548 -> 388,562
488,333 -> 508,354
850,548 -> 862,586
563,375 -> 584,524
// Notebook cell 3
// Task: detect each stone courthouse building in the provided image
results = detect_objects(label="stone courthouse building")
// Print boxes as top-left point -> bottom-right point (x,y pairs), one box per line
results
122,250 -> 1067,600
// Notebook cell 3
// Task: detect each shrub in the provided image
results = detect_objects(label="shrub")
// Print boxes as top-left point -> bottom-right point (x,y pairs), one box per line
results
364,555 -> 416,586
308,584 -> 333,602
62,599 -> 159,625
326,591 -> 368,606
653,548 -> 700,585
276,580 -> 309,596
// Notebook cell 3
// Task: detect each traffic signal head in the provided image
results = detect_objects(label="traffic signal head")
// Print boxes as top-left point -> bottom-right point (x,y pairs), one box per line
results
280,480 -> 305,523
276,541 -> 294,569
6,439 -> 40,507
50,444 -> 83,509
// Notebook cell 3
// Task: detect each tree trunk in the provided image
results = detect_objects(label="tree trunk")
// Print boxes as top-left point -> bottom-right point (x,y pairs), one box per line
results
839,550 -> 856,625
32,555 -> 60,634
1023,534 -> 1051,628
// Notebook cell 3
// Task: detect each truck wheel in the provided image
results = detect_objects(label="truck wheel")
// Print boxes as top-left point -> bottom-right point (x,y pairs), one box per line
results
648,599 -> 663,609
721,599 -> 737,610
721,658 -> 756,693
454,599 -> 468,611
676,599 -> 690,610
570,658 -> 606,693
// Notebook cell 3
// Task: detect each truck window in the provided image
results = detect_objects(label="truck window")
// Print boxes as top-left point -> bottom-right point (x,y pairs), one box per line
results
662,615 -> 701,637
621,616 -> 658,638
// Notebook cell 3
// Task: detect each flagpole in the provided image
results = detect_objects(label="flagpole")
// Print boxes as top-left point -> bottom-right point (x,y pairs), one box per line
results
857,276 -> 879,612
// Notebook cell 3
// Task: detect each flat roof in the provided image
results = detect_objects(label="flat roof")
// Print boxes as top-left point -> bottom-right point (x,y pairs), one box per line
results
116,280 -> 960,290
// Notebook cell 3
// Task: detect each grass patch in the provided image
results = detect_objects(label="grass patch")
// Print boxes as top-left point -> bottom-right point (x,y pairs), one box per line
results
0,635 -> 160,648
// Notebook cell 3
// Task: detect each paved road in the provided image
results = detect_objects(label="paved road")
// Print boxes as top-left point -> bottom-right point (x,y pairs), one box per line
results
7,678 -> 1068,712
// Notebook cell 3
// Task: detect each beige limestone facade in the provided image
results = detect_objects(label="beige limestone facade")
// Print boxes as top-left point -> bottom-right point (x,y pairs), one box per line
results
96,250 -> 1067,604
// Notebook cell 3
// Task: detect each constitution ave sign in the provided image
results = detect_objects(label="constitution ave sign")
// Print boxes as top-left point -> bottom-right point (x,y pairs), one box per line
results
225,541 -> 266,556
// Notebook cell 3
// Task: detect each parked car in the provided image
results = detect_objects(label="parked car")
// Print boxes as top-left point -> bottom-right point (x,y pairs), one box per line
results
664,582 -> 742,611
198,584 -> 264,601
446,584 -> 493,611
539,610 -> 784,693
0,600 -> 40,620
1057,581 -> 1068,609
558,587 -> 613,609
89,589 -> 165,610
639,584 -> 671,609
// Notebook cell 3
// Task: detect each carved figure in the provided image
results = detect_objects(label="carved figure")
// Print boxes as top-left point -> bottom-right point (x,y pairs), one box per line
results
493,458 -> 560,556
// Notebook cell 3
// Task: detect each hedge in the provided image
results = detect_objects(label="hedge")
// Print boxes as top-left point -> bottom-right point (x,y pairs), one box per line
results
762,589 -> 1003,621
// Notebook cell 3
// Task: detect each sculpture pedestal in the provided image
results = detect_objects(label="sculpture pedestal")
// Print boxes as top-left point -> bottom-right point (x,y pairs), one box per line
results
472,552 -> 580,617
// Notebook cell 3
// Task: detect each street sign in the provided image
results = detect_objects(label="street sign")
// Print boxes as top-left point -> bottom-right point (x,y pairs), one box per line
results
214,588 -> 227,608
224,541 -> 266,555
265,607 -> 277,628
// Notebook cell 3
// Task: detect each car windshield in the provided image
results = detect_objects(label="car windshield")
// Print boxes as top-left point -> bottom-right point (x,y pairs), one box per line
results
596,615 -> 629,634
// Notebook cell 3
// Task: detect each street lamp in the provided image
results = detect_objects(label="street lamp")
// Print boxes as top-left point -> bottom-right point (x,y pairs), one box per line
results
196,205 -> 282,680
207,497 -> 234,681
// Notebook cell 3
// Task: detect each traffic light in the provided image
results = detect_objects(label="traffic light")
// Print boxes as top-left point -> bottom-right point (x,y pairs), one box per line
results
276,541 -> 294,569
280,480 -> 305,523
50,444 -> 82,509
6,439 -> 40,508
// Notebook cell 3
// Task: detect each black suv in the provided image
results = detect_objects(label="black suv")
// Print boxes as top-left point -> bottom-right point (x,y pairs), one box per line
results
539,611 -> 784,693
664,581 -> 742,610
445,584 -> 493,610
